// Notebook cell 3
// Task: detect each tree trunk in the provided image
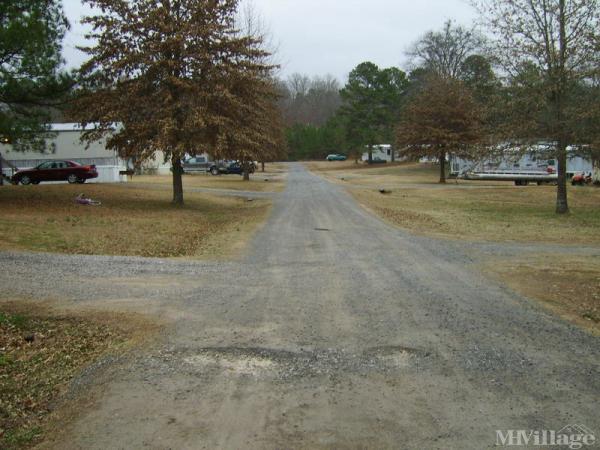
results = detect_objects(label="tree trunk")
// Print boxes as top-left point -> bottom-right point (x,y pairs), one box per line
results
0,153 -> 3,186
171,156 -> 184,205
555,0 -> 569,214
556,140 -> 569,214
439,150 -> 446,183
242,160 -> 250,181
261,161 -> 265,172
368,145 -> 373,164
391,147 -> 395,163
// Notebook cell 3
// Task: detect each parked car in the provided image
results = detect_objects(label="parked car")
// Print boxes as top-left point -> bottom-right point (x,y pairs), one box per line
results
326,154 -> 347,161
182,155 -> 212,173
209,160 -> 256,176
12,160 -> 98,185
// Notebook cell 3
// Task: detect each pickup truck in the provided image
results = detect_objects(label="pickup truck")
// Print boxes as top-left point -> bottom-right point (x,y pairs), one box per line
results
182,156 -> 212,173
208,160 -> 255,176
182,157 -> 256,176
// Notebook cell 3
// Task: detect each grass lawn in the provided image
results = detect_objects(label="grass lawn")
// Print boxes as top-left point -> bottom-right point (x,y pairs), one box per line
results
483,255 -> 600,335
0,302 -> 155,449
130,163 -> 287,193
0,184 -> 271,258
311,162 -> 600,245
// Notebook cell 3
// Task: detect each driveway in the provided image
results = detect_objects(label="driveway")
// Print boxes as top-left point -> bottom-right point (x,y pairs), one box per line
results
1,163 -> 599,449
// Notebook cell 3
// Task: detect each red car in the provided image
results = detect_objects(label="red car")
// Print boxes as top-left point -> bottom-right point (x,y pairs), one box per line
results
12,160 -> 98,185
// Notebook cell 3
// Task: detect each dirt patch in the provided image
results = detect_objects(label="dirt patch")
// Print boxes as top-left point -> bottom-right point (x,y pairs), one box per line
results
0,185 -> 272,258
0,300 -> 158,449
483,255 -> 600,335
175,345 -> 426,381
184,352 -> 277,377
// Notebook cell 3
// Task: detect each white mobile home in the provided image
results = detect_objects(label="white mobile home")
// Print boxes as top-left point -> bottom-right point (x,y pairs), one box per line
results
0,123 -> 129,183
449,145 -> 594,181
361,145 -> 400,162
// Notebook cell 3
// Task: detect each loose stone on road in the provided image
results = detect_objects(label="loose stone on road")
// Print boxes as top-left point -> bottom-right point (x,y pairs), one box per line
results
2,163 -> 598,449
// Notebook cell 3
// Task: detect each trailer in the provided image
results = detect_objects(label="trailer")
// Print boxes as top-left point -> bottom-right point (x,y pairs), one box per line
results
463,170 -> 557,185
450,145 -> 593,185
361,145 -> 401,163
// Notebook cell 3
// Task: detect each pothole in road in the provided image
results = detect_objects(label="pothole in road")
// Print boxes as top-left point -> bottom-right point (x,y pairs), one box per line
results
180,345 -> 429,379
369,346 -> 416,369
185,354 -> 277,376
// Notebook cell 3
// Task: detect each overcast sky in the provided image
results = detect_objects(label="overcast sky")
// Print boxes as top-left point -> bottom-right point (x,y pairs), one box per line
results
61,0 -> 477,82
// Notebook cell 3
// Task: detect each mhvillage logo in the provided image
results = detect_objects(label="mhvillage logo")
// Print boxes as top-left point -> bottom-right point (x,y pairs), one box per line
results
496,424 -> 596,449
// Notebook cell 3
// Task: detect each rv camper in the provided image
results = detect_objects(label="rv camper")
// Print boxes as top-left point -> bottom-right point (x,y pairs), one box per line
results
449,145 -> 593,185
361,145 -> 399,163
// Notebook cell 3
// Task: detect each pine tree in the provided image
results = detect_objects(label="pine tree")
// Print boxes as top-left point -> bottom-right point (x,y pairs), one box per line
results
339,62 -> 408,163
0,0 -> 71,151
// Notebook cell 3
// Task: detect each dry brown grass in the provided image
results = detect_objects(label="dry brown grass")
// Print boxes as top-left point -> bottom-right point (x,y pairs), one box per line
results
483,255 -> 600,335
311,161 -> 509,185
304,160 -> 372,172
0,184 -> 271,258
352,185 -> 600,244
0,301 -> 157,449
308,162 -> 600,245
131,163 -> 287,193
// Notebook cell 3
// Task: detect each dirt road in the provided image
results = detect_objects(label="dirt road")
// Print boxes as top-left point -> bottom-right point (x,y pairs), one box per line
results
2,163 -> 599,449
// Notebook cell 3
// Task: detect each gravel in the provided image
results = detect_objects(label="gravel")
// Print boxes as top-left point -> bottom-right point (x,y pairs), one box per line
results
2,162 -> 599,450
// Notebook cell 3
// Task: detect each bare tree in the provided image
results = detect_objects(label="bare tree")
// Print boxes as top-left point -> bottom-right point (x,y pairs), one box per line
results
474,0 -> 600,214
236,0 -> 280,66
278,73 -> 342,126
287,73 -> 312,100
407,20 -> 486,79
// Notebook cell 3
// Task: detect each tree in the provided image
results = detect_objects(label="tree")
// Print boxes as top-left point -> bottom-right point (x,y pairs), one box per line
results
408,20 -> 485,80
217,75 -> 285,180
284,116 -> 348,161
474,0 -> 600,214
460,55 -> 498,102
0,0 -> 72,151
339,62 -> 408,163
74,0 -> 276,205
278,73 -> 341,126
396,76 -> 482,183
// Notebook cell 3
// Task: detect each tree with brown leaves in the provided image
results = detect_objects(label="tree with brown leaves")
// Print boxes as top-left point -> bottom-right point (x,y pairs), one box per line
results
396,76 -> 482,183
73,0 -> 278,205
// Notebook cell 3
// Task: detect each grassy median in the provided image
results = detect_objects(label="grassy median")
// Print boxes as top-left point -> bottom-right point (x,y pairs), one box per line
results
0,184 -> 271,258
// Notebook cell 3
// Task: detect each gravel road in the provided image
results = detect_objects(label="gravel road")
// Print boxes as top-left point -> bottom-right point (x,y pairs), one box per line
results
2,163 -> 599,449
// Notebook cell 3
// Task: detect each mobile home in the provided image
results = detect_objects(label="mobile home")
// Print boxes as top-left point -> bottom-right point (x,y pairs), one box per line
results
0,123 -> 129,183
449,145 -> 593,184
361,145 -> 400,162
